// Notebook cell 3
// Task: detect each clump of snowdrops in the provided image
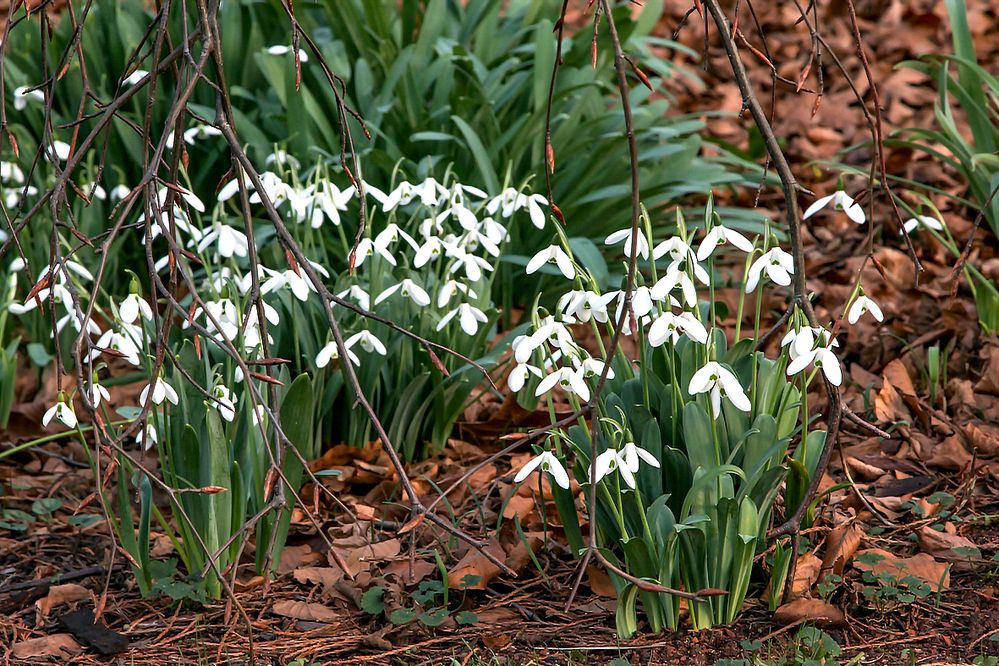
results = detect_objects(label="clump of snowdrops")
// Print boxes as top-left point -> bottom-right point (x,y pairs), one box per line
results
508,194 -> 884,634
2,133 -> 551,596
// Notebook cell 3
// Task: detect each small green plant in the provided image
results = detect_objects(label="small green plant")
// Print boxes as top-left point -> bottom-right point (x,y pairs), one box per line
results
855,552 -> 935,608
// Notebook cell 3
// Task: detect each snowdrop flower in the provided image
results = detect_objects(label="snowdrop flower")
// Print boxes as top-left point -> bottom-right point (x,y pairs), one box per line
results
575,357 -> 614,381
435,198 -> 479,230
513,450 -> 570,490
651,264 -> 697,307
55,311 -> 101,335
605,228 -> 650,260
81,379 -> 109,409
536,366 -> 590,402
558,290 -> 613,323
847,294 -> 883,324
515,192 -> 548,229
316,339 -> 361,368
375,278 -> 430,307
182,124 -> 223,144
697,224 -> 754,260
122,69 -> 148,86
49,141 -> 71,161
688,361 -> 751,418
265,150 -> 301,170
89,327 -> 142,366
198,220 -> 249,258
375,223 -> 420,252
786,328 -> 843,386
119,293 -> 153,324
590,449 -> 632,489
620,441 -> 660,474
369,181 -> 434,212
314,181 -> 355,226
652,236 -> 693,263
14,85 -> 44,111
140,377 -> 179,406
350,237 -> 396,268
43,396 -> 78,430
1,162 -> 25,184
902,215 -> 944,234
209,383 -> 237,422
136,422 -> 157,450
803,190 -> 865,225
414,236 -> 445,267
522,317 -> 576,360
86,184 -> 107,201
158,185 -> 206,213
459,227 -> 501,257
261,268 -> 317,302
446,247 -> 492,281
109,184 -> 131,202
437,303 -> 489,336
345,330 -> 387,355
526,245 -> 574,280
648,311 -> 708,346
266,45 -> 309,61
335,285 -> 371,311
486,188 -> 522,219
217,173 -> 253,203
508,363 -> 543,392
746,247 -> 794,293
437,279 -> 477,308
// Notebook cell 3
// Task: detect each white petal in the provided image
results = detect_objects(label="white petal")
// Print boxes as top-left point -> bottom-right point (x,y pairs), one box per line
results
802,194 -> 835,219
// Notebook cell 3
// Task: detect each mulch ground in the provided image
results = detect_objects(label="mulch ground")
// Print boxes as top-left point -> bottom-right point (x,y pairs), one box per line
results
2,1 -> 999,664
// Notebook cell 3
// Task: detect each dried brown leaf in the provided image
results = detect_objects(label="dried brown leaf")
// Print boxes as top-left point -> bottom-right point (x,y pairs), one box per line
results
271,600 -> 339,623
772,599 -> 845,627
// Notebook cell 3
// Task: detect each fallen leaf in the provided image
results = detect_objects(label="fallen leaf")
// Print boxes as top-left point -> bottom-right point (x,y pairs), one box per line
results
11,634 -> 82,659
772,599 -> 845,627
343,538 -> 401,577
854,548 -> 950,592
789,553 -> 822,600
293,567 -> 344,588
35,583 -> 90,617
384,558 -> 436,585
874,380 -> 909,422
277,544 -> 319,575
974,345 -> 999,395
447,539 -> 506,590
964,421 -> 999,458
587,565 -> 617,598
917,526 -> 984,571
922,435 -> 973,471
821,524 -> 862,575
271,600 -> 339,623
883,359 -> 917,397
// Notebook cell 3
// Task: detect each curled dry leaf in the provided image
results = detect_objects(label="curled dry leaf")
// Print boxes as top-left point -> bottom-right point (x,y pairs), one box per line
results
271,600 -> 340,623
447,538 -> 506,590
35,583 -> 91,617
917,526 -> 984,571
821,524 -> 862,576
772,598 -> 846,628
789,553 -> 822,600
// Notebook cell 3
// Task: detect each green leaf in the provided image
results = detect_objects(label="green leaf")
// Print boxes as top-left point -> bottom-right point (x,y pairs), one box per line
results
389,608 -> 418,625
454,610 -> 478,625
26,343 -> 52,367
418,608 -> 450,627
360,586 -> 385,615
